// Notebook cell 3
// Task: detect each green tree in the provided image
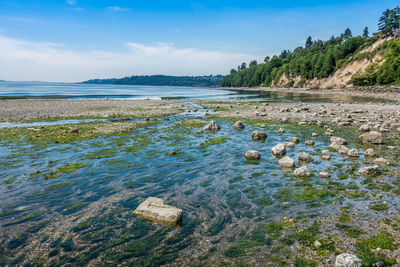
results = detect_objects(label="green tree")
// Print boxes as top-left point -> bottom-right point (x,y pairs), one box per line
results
249,60 -> 258,67
363,27 -> 369,38
305,36 -> 313,49
240,62 -> 247,70
378,7 -> 400,35
264,56 -> 270,63
343,28 -> 352,40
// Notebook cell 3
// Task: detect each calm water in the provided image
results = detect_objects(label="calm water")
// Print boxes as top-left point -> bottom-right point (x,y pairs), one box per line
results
0,81 -> 242,100
0,81 -> 388,103
0,104 -> 396,265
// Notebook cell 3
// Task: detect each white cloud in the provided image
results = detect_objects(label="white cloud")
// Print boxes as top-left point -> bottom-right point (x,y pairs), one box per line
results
0,35 -> 258,82
107,6 -> 130,12
66,0 -> 76,5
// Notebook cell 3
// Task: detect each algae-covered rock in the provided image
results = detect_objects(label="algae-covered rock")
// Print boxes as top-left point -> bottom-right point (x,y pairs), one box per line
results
294,166 -> 311,177
321,150 -> 331,160
358,165 -> 380,177
359,131 -> 382,144
251,131 -> 267,141
133,197 -> 183,225
335,253 -> 362,267
279,156 -> 295,169
298,152 -> 313,162
233,121 -> 245,130
204,121 -> 221,131
271,143 -> 286,156
330,136 -> 347,145
245,150 -> 261,160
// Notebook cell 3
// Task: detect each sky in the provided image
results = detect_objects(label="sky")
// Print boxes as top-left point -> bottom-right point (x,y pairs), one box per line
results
0,0 -> 398,82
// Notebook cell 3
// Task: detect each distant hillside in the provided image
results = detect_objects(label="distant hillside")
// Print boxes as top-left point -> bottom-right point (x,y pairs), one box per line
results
83,75 -> 224,87
221,6 -> 400,88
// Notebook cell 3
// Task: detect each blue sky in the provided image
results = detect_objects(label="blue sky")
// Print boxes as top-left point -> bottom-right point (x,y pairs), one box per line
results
0,0 -> 397,81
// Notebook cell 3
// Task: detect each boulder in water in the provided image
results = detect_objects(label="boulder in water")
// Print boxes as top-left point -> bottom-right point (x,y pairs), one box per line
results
133,197 -> 183,225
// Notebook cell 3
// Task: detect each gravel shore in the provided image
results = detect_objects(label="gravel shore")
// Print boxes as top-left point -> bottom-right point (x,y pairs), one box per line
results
0,99 -> 181,121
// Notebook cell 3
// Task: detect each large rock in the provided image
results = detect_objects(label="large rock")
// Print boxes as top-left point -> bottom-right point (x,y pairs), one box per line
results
251,131 -> 267,141
271,143 -> 286,156
329,142 -> 341,151
279,156 -> 295,168
133,197 -> 183,225
359,124 -> 370,132
359,131 -> 382,144
373,157 -> 389,165
204,121 -> 221,131
331,136 -> 347,145
338,146 -> 349,156
358,165 -> 380,177
294,166 -> 311,177
245,150 -> 261,160
291,137 -> 300,143
335,253 -> 362,267
298,152 -> 313,162
233,121 -> 245,130
347,148 -> 359,158
321,150 -> 331,160
319,172 -> 331,178
285,142 -> 296,148
364,148 -> 377,157
305,140 -> 315,146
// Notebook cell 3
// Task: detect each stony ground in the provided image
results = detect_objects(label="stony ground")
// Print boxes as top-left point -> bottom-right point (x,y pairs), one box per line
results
0,99 -> 182,121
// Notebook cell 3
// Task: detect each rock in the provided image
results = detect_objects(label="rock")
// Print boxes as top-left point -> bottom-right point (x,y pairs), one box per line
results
335,253 -> 362,267
331,136 -> 347,145
321,150 -> 331,160
294,166 -> 311,177
347,149 -> 359,157
312,132 -> 318,137
271,143 -> 287,156
298,152 -> 313,162
373,157 -> 389,165
279,127 -> 285,133
358,165 -> 380,177
305,140 -> 315,146
279,156 -> 295,168
364,148 -> 377,157
204,121 -> 221,131
338,146 -> 349,156
359,131 -> 382,144
285,142 -> 296,148
319,172 -> 331,178
133,197 -> 183,225
314,240 -> 322,248
330,142 -> 341,150
252,131 -> 267,141
245,150 -> 261,160
359,124 -> 370,132
233,121 -> 245,130
291,137 -> 300,143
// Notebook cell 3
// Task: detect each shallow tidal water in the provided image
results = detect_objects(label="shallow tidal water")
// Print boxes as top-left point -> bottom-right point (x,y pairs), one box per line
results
0,104 -> 398,266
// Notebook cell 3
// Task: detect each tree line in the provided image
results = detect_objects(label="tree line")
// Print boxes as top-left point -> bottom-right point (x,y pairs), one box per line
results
221,6 -> 400,87
83,75 -> 224,87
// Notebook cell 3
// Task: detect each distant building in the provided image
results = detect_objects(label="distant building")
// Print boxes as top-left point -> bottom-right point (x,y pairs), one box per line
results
394,29 -> 400,38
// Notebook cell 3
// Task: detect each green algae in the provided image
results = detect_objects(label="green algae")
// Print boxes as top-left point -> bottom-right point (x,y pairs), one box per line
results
0,120 -> 156,147
369,203 -> 389,211
179,119 -> 208,128
200,137 -> 230,148
207,215 -> 232,236
44,163 -> 86,180
5,211 -> 43,226
356,231 -> 397,266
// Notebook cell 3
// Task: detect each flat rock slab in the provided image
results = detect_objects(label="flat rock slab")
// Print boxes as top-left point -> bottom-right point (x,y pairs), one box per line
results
133,197 -> 183,225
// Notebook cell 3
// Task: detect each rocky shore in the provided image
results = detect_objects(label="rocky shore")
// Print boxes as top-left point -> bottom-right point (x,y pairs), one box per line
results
0,99 -> 181,121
